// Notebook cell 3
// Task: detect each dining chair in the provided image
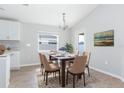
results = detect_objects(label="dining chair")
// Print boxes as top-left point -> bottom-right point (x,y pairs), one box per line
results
66,55 -> 88,88
66,50 -> 79,67
39,52 -> 54,74
39,53 -> 61,85
83,51 -> 91,77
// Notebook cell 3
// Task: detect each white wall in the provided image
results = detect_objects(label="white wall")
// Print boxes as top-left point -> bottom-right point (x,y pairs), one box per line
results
20,22 -> 70,66
70,5 -> 124,80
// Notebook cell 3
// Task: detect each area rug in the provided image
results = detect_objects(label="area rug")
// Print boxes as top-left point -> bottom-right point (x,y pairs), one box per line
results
37,69 -> 124,88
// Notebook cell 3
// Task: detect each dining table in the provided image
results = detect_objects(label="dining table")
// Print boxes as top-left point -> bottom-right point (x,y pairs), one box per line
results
49,54 -> 75,87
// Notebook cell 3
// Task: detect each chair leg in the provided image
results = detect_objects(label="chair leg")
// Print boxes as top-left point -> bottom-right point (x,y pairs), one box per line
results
83,72 -> 86,87
53,72 -> 57,78
44,72 -> 45,81
55,72 -> 56,78
46,72 -> 48,85
66,71 -> 68,85
73,75 -> 75,88
41,64 -> 44,75
53,72 -> 54,77
87,66 -> 90,77
77,75 -> 79,81
59,70 -> 61,84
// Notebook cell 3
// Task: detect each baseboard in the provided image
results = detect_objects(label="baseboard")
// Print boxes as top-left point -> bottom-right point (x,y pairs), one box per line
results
90,66 -> 124,82
20,63 -> 40,67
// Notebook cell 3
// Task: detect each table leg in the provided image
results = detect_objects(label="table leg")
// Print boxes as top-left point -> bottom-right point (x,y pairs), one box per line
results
49,55 -> 52,61
61,60 -> 66,87
79,75 -> 82,79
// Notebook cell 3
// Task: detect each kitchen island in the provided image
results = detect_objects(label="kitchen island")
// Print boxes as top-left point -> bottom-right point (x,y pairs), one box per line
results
0,51 -> 20,88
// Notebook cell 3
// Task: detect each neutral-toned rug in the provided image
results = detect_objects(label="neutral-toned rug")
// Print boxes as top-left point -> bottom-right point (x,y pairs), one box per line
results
37,69 -> 124,88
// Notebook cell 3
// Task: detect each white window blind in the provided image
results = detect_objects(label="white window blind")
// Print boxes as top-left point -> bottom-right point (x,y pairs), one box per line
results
38,33 -> 58,51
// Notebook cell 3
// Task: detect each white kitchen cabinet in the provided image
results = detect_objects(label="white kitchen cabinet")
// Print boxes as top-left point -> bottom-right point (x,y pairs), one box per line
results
10,51 -> 20,70
0,20 -> 20,40
0,20 -> 10,40
9,21 -> 20,40
0,55 -> 10,88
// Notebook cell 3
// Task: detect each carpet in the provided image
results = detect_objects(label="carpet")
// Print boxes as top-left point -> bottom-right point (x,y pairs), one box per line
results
37,69 -> 124,88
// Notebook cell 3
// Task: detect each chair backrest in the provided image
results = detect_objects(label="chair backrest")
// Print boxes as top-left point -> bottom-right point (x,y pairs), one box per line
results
70,55 -> 88,73
83,51 -> 91,65
39,53 -> 51,71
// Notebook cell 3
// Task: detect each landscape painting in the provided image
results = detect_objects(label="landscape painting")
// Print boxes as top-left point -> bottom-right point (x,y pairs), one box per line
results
94,30 -> 114,46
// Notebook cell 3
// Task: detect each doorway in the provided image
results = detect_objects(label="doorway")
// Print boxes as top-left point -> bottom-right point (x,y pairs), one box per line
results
78,33 -> 85,55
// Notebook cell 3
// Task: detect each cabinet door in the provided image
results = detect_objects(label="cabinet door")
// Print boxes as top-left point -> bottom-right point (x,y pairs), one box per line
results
9,22 -> 20,40
0,20 -> 10,40
0,56 -> 10,88
6,55 -> 10,87
0,20 -> 20,40
10,52 -> 20,70
0,57 -> 6,87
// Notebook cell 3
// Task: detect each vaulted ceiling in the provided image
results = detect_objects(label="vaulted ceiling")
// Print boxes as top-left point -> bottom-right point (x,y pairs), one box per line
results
0,4 -> 98,28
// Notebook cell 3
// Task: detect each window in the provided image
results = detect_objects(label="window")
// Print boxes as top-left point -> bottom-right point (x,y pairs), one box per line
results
38,32 -> 58,51
78,33 -> 85,55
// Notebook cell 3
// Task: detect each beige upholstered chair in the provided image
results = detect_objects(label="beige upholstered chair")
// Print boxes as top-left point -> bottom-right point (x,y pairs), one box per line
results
66,55 -> 88,88
39,53 -> 54,74
83,51 -> 91,76
66,50 -> 79,67
39,53 -> 61,85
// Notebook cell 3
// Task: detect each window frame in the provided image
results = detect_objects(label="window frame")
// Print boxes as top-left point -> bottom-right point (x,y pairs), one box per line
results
37,31 -> 59,52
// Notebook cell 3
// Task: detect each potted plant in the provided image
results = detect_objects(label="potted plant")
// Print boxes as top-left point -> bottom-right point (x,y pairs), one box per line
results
65,43 -> 74,53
